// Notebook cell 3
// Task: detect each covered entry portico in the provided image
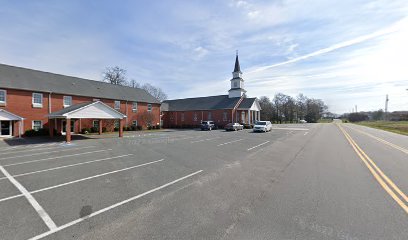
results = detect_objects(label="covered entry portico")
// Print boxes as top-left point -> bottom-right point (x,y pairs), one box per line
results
48,101 -> 127,143
0,109 -> 24,138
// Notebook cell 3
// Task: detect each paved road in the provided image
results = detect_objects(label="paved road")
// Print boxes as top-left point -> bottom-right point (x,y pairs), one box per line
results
0,123 -> 407,240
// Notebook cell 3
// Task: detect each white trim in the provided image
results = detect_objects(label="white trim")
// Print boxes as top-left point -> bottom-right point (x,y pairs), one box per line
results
0,109 -> 24,120
32,92 -> 43,108
114,100 -> 121,110
32,120 -> 42,131
147,103 -> 152,112
0,89 -> 6,104
0,120 -> 12,137
132,102 -> 138,112
63,96 -> 72,107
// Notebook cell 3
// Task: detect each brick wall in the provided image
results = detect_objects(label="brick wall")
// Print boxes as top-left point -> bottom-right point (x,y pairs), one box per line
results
0,88 -> 160,136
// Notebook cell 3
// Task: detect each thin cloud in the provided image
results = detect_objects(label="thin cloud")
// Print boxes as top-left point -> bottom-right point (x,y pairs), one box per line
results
248,17 -> 408,74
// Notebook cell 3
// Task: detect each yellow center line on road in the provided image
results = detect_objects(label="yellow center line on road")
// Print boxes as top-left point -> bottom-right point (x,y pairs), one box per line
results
337,124 -> 408,214
345,124 -> 408,155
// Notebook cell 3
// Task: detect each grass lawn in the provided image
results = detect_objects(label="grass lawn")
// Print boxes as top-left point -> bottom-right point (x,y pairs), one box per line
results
354,121 -> 408,136
318,119 -> 333,123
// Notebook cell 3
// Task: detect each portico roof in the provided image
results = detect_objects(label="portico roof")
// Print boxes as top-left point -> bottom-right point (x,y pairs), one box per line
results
48,101 -> 126,119
0,109 -> 24,121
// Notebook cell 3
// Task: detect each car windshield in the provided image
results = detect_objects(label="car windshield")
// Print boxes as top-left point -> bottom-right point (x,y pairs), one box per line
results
256,122 -> 266,125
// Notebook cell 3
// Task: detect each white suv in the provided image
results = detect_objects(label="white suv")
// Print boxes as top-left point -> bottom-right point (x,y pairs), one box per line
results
253,121 -> 272,132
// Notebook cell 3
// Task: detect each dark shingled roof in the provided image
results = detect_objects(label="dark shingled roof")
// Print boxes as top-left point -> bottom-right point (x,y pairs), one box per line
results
162,95 -> 242,111
0,63 -> 160,104
48,102 -> 94,117
238,98 -> 257,109
162,95 -> 257,111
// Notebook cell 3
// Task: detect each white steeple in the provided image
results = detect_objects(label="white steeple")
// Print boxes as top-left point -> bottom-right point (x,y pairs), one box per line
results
228,52 -> 246,98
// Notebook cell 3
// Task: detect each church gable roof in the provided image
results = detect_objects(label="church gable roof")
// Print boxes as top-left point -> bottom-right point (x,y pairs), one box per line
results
162,95 -> 242,111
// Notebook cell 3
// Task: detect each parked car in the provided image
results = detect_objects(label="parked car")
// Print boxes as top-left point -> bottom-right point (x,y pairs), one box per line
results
253,121 -> 272,132
200,121 -> 216,131
225,123 -> 244,131
299,119 -> 307,123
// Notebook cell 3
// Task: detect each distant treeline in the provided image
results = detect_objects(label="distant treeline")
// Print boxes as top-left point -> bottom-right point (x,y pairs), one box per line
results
259,93 -> 329,123
342,110 -> 408,122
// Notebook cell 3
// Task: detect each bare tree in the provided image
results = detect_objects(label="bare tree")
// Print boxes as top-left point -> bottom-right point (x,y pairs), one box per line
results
139,111 -> 156,127
103,66 -> 127,85
141,83 -> 168,102
128,79 -> 141,88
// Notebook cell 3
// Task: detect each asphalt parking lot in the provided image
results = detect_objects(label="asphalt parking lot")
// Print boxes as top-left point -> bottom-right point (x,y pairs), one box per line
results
0,125 -> 313,240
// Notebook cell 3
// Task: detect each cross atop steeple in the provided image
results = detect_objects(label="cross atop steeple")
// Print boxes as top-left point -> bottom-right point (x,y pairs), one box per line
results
229,52 -> 246,98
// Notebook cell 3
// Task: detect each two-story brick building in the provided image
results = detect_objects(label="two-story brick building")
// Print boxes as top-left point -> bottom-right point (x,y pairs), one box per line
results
161,55 -> 261,128
0,64 -> 160,140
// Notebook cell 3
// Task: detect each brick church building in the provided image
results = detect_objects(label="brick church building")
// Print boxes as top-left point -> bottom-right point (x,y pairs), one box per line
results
161,55 -> 261,128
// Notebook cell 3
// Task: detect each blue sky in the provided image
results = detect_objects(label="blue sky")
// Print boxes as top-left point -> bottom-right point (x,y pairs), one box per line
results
0,0 -> 407,113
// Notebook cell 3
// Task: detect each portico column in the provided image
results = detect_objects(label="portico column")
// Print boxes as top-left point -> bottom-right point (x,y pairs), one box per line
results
248,110 -> 251,124
119,119 -> 124,138
99,119 -> 103,135
49,119 -> 54,138
66,118 -> 71,143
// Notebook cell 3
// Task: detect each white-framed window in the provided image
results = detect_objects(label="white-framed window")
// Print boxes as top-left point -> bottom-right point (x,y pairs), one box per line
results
181,112 -> 185,122
193,112 -> 198,122
32,92 -> 43,107
234,81 -> 238,88
223,112 -> 228,121
132,102 -> 138,112
0,89 -> 6,104
114,100 -> 121,110
114,120 -> 120,128
147,104 -> 152,112
208,112 -> 212,120
132,120 -> 138,126
63,96 -> 72,107
93,120 -> 99,129
32,120 -> 42,131
93,98 -> 100,102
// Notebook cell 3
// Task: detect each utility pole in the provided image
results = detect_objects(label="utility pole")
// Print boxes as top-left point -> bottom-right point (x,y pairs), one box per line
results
384,94 -> 389,121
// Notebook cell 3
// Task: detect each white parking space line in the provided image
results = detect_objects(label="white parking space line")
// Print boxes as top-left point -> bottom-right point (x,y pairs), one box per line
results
0,145 -> 64,155
0,143 -> 59,152
304,132 -> 309,136
217,139 -> 244,146
191,137 -> 221,143
0,154 -> 134,181
272,127 -> 309,131
0,166 -> 57,231
28,170 -> 203,240
0,146 -> 95,160
247,141 -> 270,151
3,149 -> 111,167
0,159 -> 166,203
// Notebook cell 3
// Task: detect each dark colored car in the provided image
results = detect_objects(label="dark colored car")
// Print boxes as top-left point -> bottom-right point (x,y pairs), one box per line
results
225,123 -> 244,131
200,121 -> 215,131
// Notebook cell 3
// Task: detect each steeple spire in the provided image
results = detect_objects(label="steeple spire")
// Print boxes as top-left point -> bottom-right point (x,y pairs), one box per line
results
234,51 -> 241,73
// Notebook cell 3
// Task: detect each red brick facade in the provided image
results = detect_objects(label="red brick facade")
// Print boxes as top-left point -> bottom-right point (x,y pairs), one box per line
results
162,109 -> 253,128
0,88 -> 160,137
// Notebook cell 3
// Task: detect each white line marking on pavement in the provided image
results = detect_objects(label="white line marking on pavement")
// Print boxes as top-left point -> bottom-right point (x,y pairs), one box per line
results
0,145 -> 63,155
0,166 -> 57,230
3,149 -> 110,167
217,139 -> 244,146
0,143 -> 59,152
304,132 -> 309,136
0,159 -> 166,203
0,154 -> 134,181
191,137 -> 221,143
273,127 -> 309,131
247,141 -> 270,151
28,170 -> 203,240
0,146 -> 95,160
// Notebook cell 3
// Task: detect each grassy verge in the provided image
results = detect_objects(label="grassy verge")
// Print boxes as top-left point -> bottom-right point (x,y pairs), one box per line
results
354,121 -> 408,136
318,119 -> 333,123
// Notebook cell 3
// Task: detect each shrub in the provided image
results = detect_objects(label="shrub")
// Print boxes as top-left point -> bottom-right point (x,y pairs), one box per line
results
81,128 -> 91,134
114,127 -> 119,132
25,128 -> 49,137
90,127 -> 98,133
147,126 -> 152,130
137,125 -> 142,131
102,127 -> 107,133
